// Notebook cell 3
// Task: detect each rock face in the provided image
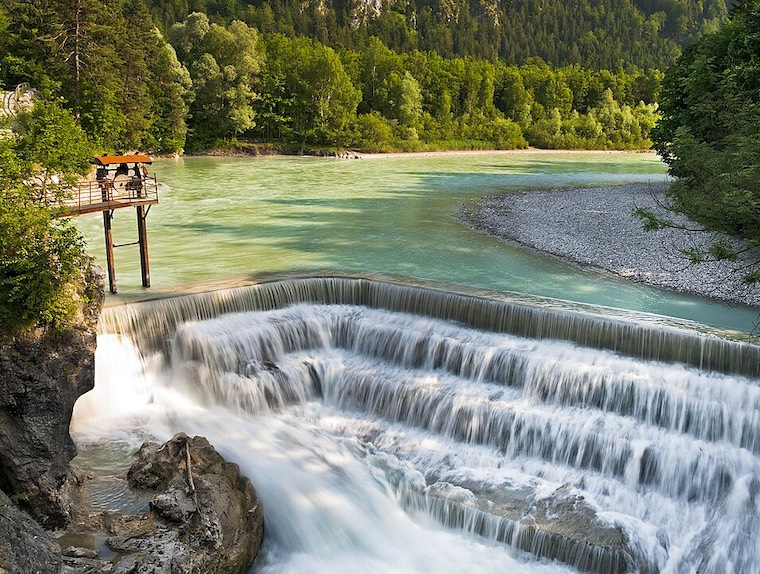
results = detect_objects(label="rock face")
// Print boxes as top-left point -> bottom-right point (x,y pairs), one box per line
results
0,263 -> 104,528
106,432 -> 265,574
0,488 -> 62,573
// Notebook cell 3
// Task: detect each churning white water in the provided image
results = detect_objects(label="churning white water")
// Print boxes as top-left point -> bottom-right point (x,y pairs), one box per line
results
72,278 -> 760,573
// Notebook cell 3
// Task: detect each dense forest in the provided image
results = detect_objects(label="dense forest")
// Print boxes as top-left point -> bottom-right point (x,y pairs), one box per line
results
0,0 -> 726,154
149,0 -> 729,69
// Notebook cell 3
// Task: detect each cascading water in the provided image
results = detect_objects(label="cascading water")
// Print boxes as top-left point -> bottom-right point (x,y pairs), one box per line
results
72,277 -> 760,574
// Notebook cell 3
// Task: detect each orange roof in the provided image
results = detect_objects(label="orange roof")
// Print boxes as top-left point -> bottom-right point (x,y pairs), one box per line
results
93,154 -> 153,166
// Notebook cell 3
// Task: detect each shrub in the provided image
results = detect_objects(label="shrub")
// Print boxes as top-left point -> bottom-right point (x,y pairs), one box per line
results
0,98 -> 93,334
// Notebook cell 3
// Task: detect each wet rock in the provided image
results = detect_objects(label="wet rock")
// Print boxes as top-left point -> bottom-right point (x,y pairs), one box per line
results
150,479 -> 197,524
63,545 -> 99,559
418,478 -> 655,574
61,555 -> 115,574
104,432 -> 265,574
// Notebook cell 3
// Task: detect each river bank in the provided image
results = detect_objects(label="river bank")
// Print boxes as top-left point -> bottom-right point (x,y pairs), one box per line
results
459,182 -> 760,310
189,143 -> 648,159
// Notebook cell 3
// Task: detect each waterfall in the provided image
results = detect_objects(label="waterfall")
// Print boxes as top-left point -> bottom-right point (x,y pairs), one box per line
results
75,277 -> 760,573
99,277 -> 760,378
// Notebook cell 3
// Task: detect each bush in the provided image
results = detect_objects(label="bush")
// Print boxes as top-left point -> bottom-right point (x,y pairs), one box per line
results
0,99 -> 93,334
350,112 -> 395,152
491,117 -> 528,149
0,185 -> 89,333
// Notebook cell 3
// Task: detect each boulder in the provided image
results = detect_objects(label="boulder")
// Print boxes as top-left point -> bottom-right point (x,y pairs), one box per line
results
107,432 -> 265,574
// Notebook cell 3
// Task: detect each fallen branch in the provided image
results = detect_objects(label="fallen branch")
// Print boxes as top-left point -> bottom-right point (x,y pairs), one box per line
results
185,440 -> 199,511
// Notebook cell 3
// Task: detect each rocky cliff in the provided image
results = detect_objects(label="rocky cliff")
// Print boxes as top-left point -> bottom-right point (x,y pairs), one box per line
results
0,263 -> 105,528
0,488 -> 62,573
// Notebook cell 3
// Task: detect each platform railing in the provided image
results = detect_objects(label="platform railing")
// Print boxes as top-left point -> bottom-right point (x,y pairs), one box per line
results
45,176 -> 159,216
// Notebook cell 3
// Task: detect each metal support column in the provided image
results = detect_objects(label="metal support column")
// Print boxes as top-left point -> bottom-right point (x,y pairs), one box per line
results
103,210 -> 117,294
136,205 -> 150,288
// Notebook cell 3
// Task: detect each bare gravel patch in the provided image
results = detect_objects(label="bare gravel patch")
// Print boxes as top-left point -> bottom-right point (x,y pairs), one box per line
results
459,182 -> 760,308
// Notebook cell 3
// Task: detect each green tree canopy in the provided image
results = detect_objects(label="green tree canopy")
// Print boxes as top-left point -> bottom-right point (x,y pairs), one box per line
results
261,34 -> 360,146
646,0 -> 760,282
0,97 -> 93,334
0,0 -> 191,152
171,13 -> 262,147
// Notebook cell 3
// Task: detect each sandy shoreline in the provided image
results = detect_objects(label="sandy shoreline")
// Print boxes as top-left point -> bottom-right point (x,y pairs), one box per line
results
459,182 -> 760,309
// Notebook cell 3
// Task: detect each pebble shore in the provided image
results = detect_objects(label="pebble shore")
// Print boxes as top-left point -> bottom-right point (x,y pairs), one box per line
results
459,182 -> 760,308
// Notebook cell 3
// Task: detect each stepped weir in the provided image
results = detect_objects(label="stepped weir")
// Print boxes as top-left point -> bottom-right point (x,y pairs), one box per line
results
88,277 -> 760,573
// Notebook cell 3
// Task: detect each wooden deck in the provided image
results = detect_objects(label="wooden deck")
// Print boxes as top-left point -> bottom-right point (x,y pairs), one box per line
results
47,175 -> 159,217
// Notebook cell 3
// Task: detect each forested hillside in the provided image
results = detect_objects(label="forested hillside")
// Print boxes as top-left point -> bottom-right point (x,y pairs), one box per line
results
149,0 -> 728,69
0,0 -> 725,152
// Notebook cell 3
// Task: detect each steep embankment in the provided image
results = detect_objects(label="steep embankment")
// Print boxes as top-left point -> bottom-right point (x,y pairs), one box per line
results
0,264 -> 105,528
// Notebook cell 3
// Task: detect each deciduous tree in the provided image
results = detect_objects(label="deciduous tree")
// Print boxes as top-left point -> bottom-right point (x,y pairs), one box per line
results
0,98 -> 92,333
641,0 -> 760,283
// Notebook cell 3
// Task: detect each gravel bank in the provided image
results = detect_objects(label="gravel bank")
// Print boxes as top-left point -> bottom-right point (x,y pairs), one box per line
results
460,182 -> 760,308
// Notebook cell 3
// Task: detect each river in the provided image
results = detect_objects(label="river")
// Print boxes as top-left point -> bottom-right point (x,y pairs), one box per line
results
73,151 -> 757,333
69,153 -> 760,573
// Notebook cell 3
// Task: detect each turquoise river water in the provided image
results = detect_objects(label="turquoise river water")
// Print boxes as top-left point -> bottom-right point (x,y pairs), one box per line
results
73,151 -> 758,333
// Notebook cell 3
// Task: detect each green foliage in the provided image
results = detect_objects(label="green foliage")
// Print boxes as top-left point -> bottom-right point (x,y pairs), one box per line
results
1,0 -> 667,153
744,269 -> 760,284
14,98 -> 94,193
147,0 -> 728,70
0,0 -> 191,152
0,100 -> 92,334
119,0 -> 191,152
246,33 -> 660,151
0,185 -> 87,333
708,238 -> 739,262
146,29 -> 192,153
351,112 -> 396,152
491,118 -> 528,150
0,0 -> 674,153
47,0 -> 128,147
253,34 -> 359,146
632,206 -> 672,231
679,245 -> 706,265
171,13 -> 262,148
651,1 -> 760,281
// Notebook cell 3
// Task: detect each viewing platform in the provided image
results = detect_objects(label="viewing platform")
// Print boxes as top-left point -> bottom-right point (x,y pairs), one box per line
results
49,175 -> 159,217
48,154 -> 160,294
